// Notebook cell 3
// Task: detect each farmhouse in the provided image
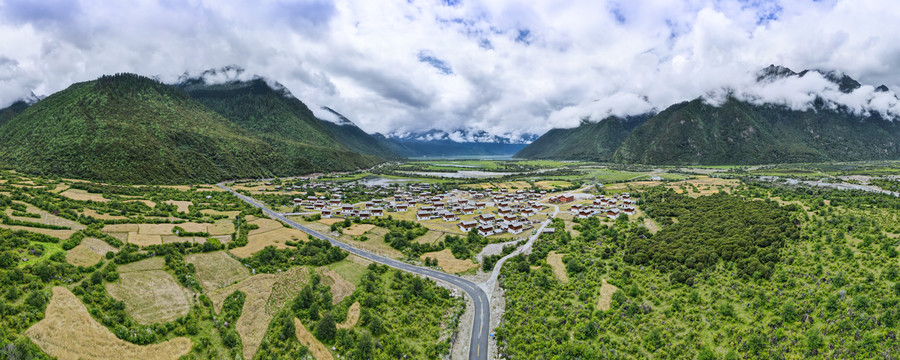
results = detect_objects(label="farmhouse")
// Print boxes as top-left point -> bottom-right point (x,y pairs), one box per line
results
293,198 -> 303,205
458,220 -> 477,232
341,204 -> 354,214
576,208 -> 594,219
359,211 -> 371,220
396,203 -> 408,212
478,213 -> 496,225
477,224 -> 494,237
417,210 -> 432,221
462,205 -> 475,215
321,209 -> 333,218
372,208 -> 384,217
442,212 -> 459,222
508,222 -> 524,234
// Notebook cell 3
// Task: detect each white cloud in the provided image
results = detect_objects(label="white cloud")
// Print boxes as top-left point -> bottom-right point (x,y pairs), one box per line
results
0,0 -> 899,136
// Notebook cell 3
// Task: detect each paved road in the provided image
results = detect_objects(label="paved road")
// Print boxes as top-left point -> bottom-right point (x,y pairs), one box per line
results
219,183 -> 490,360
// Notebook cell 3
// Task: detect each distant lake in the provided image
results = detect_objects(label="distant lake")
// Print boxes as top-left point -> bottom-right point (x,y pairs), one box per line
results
411,154 -> 517,160
356,176 -> 421,186
404,170 -> 513,178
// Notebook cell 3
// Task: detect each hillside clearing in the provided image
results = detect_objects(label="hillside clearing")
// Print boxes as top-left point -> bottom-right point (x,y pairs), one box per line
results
105,270 -> 193,324
231,227 -> 307,258
338,302 -> 361,330
25,287 -> 192,360
596,279 -> 619,311
547,251 -> 569,282
165,200 -> 193,212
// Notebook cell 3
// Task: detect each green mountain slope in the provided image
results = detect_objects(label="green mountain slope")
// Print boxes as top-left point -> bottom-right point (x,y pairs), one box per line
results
0,100 -> 30,128
0,74 -> 378,183
316,107 -> 402,159
613,98 -> 900,164
514,116 -> 647,160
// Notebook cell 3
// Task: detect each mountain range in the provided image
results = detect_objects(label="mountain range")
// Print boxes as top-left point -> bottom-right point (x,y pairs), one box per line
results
517,66 -> 900,164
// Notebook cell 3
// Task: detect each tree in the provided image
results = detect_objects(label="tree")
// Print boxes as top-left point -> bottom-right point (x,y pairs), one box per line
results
315,313 -> 336,343
355,332 -> 374,359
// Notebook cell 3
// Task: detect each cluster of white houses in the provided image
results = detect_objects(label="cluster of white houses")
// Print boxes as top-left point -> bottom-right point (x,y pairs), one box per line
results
570,193 -> 636,220
293,184 -> 550,237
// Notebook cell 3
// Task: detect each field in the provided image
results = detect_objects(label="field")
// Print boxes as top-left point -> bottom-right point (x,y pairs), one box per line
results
232,226 -> 308,258
65,238 -> 118,267
595,279 -> 618,311
546,251 -> 569,282
338,302 -> 361,330
165,200 -> 193,212
209,266 -> 313,360
318,218 -> 344,225
318,267 -> 355,304
99,221 -> 234,247
105,269 -> 194,324
25,287 -> 192,360
294,318 -> 333,360
59,188 -> 109,202
420,249 -> 477,274
118,257 -> 166,272
209,274 -> 278,359
342,223 -> 375,236
185,251 -> 249,293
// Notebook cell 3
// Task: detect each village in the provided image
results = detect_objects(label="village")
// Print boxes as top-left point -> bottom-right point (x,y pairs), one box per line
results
242,177 -> 639,241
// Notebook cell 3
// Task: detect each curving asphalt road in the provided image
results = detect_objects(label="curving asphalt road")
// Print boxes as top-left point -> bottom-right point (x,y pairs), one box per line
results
218,183 -> 490,360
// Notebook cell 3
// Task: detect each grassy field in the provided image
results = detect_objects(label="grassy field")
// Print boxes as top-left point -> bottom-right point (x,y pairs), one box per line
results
26,287 -> 193,360
105,270 -> 194,324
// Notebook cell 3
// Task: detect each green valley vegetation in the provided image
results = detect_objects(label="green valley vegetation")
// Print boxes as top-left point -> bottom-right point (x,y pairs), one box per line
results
0,74 -> 382,184
496,182 -> 900,359
257,264 -> 464,359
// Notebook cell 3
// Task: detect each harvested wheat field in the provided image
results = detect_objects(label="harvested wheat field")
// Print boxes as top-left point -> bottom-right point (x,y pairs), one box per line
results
6,203 -> 85,230
139,223 -> 207,235
208,219 -> 236,236
166,200 -> 193,213
128,232 -> 162,246
25,287 -> 192,360
266,267 -> 312,315
80,209 -> 129,220
343,223 -> 375,236
186,251 -> 250,293
102,223 -> 140,233
118,257 -> 165,272
127,199 -> 156,208
162,236 -> 206,244
338,302 -> 361,330
65,238 -> 118,267
294,318 -> 333,360
420,249 -> 477,274
547,251 -> 569,282
200,209 -> 240,219
248,217 -> 284,235
318,218 -> 344,225
597,279 -> 619,311
105,270 -> 193,324
209,274 -> 278,360
318,267 -> 355,304
60,189 -> 109,202
231,227 -> 307,258
0,224 -> 77,239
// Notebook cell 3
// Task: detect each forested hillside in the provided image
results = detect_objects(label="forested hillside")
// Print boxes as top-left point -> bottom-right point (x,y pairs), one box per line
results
514,116 -> 647,160
0,74 -> 379,184
613,98 -> 900,164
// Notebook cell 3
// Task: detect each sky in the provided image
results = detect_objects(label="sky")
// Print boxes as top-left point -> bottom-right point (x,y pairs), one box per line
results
1,0 -> 899,140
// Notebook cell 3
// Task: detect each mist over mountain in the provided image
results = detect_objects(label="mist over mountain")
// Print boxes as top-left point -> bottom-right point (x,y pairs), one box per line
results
518,66 -> 900,164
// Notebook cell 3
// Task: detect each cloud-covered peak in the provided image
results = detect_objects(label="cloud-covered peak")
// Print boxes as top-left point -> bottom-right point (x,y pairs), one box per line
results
1,0 -> 899,134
